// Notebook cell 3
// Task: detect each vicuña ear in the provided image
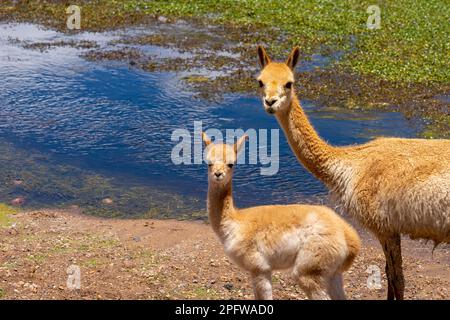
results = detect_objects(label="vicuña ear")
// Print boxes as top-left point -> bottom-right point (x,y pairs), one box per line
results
202,132 -> 212,146
257,45 -> 271,68
234,134 -> 248,154
286,46 -> 300,70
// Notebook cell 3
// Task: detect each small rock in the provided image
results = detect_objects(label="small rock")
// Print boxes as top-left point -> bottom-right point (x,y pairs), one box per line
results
209,259 -> 218,267
10,196 -> 25,206
8,226 -> 19,236
13,179 -> 23,186
224,283 -> 233,291
123,259 -> 135,268
133,236 -> 141,242
102,198 -> 114,205
158,16 -> 168,23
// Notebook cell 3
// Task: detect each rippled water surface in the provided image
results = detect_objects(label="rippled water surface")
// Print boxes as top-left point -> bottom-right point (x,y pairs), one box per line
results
0,23 -> 421,218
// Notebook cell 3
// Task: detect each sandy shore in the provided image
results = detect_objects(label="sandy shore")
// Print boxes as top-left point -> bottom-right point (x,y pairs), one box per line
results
0,208 -> 448,300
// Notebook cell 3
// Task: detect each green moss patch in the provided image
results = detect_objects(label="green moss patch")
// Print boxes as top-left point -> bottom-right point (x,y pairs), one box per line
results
0,203 -> 18,226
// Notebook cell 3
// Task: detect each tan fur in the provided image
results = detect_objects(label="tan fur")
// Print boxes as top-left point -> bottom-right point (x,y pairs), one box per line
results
203,133 -> 360,300
256,46 -> 450,300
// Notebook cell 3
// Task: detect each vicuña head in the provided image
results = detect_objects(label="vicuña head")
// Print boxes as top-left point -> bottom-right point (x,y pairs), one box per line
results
202,132 -> 247,186
257,45 -> 300,114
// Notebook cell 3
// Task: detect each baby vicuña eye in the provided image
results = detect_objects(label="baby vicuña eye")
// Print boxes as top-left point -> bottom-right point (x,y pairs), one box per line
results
228,164 -> 234,168
285,81 -> 293,89
258,80 -> 264,88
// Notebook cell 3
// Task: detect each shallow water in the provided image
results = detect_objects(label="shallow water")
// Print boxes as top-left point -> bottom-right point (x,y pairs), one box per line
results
0,23 -> 421,218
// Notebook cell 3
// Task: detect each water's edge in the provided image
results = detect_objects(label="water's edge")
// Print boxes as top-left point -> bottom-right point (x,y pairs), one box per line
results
0,23 -> 422,219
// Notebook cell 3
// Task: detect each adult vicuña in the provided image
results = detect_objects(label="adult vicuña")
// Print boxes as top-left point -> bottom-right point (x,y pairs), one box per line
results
202,132 -> 360,300
256,45 -> 450,300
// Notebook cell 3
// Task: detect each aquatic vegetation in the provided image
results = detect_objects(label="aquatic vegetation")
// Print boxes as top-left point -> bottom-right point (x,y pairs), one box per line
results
22,40 -> 98,52
82,47 -> 143,61
182,75 -> 211,84
2,0 -> 447,137
3,0 -> 447,85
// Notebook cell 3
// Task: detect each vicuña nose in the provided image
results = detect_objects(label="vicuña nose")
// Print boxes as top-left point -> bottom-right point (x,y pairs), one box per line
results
265,98 -> 278,106
214,172 -> 223,177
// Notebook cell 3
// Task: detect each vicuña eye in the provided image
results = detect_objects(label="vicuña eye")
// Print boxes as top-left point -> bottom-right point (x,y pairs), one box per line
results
258,80 -> 264,88
227,164 -> 234,168
285,81 -> 293,89
208,164 -> 212,167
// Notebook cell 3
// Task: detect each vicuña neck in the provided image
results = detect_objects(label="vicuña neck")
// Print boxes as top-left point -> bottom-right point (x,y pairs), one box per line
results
275,94 -> 338,186
207,182 -> 235,239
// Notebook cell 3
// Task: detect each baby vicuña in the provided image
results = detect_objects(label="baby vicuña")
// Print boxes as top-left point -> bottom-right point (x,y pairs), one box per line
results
203,132 -> 360,300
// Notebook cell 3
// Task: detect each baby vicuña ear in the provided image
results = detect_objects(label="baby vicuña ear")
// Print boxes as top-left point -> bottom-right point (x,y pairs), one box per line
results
257,45 -> 271,68
234,134 -> 248,154
202,132 -> 212,146
286,46 -> 300,70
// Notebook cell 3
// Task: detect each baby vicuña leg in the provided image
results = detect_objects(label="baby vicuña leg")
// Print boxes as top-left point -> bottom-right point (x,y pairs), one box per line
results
251,271 -> 273,300
326,273 -> 346,300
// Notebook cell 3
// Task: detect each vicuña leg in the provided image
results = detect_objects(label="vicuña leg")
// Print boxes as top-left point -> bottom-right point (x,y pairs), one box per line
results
293,248 -> 330,300
384,258 -> 395,299
251,271 -> 273,300
381,234 -> 404,300
326,273 -> 346,300
297,274 -> 330,300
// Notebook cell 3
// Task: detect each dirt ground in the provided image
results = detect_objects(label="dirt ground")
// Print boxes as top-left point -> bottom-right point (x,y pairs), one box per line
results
0,208 -> 448,300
